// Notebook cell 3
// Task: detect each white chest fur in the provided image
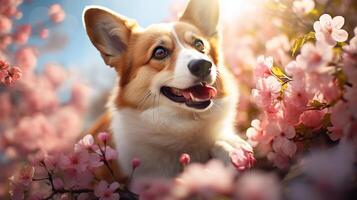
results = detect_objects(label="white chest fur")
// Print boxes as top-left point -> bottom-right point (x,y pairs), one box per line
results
110,96 -> 237,178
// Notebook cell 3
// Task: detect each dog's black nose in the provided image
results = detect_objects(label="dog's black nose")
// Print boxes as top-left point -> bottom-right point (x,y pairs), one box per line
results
188,59 -> 212,79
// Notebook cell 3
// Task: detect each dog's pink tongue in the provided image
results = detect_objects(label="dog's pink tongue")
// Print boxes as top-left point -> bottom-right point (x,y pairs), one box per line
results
182,85 -> 217,100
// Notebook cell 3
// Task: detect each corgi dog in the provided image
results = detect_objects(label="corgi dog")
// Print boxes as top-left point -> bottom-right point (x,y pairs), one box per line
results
83,0 -> 252,180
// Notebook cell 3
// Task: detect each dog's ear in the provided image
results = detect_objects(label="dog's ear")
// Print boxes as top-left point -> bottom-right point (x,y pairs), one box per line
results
179,0 -> 220,37
83,6 -> 137,67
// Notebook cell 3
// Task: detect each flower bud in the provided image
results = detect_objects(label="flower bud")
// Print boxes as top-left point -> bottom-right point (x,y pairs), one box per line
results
179,153 -> 190,166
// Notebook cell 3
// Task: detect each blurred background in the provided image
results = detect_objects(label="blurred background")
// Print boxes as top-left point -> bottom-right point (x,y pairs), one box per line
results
1,0 -> 357,199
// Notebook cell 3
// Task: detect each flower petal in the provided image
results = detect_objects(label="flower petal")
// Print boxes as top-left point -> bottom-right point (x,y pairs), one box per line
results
319,14 -> 332,24
332,29 -> 348,42
315,32 -> 325,43
284,125 -> 296,139
94,181 -> 108,197
112,193 -> 120,200
332,16 -> 345,29
109,182 -> 120,191
313,21 -> 321,32
272,136 -> 284,153
282,140 -> 297,157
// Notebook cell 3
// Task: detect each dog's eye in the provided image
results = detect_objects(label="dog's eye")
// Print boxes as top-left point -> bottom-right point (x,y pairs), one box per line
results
194,39 -> 205,53
152,46 -> 168,60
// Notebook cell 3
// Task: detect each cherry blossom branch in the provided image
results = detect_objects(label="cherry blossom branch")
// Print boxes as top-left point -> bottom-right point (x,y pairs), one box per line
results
97,143 -> 117,179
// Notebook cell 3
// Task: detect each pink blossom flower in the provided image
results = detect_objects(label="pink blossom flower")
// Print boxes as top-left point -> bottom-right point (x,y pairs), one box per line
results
13,24 -> 32,45
10,114 -> 56,152
59,150 -> 101,173
282,103 -> 305,126
4,66 -> 22,85
94,181 -> 120,200
254,56 -> 273,79
9,180 -> 25,200
235,171 -> 281,200
252,76 -> 281,110
0,60 -> 9,70
283,80 -> 311,125
15,47 -> 37,72
174,160 -> 235,198
9,166 -> 35,199
328,126 -> 344,141
285,61 -> 305,80
74,134 -> 95,152
53,178 -> 64,190
59,152 -> 88,172
43,63 -> 67,88
246,119 -> 265,144
48,4 -> 66,23
0,60 -> 22,85
272,136 -> 297,158
43,153 -> 61,170
0,35 -> 12,49
230,146 -> 256,172
0,15 -> 12,34
24,77 -> 58,112
296,42 -> 332,71
266,120 -> 297,157
319,77 -> 340,103
39,28 -> 49,39
313,14 -> 348,46
300,110 -> 325,128
101,146 -> 118,161
11,165 -> 35,186
293,0 -> 315,15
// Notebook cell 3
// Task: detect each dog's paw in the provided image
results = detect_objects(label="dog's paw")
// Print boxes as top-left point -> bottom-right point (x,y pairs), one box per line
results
211,135 -> 256,172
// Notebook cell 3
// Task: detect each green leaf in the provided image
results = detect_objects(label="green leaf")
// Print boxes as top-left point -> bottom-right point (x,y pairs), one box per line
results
336,42 -> 346,48
270,65 -> 292,84
309,100 -> 328,110
291,32 -> 316,56
334,68 -> 349,88
307,8 -> 319,16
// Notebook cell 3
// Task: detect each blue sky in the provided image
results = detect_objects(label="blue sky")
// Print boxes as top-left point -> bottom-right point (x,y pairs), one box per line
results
19,0 -> 173,68
15,0 -> 175,91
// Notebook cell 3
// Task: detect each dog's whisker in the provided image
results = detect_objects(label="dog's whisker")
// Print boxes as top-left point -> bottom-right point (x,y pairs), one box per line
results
215,71 -> 223,90
137,91 -> 152,108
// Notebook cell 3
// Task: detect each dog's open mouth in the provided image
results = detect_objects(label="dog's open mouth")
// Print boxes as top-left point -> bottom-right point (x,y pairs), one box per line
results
160,83 -> 217,109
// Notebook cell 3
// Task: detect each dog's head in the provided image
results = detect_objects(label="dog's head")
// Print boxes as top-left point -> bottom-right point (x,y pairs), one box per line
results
83,0 -> 234,114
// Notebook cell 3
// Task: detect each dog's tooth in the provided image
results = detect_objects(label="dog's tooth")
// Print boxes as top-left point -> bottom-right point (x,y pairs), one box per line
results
189,93 -> 195,101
